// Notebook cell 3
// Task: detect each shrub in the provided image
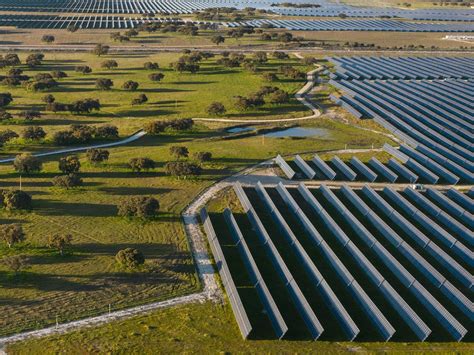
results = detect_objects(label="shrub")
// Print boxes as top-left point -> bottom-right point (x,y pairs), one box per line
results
262,73 -> 278,82
148,73 -> 164,82
0,93 -> 13,107
115,248 -> 145,268
1,190 -> 32,210
169,146 -> 189,159
48,234 -> 73,255
0,224 -> 25,248
117,196 -> 159,218
0,129 -> 18,144
164,161 -> 201,178
75,65 -> 92,74
41,35 -> 55,43
96,78 -> 113,90
13,154 -> 42,174
86,149 -> 109,163
95,124 -> 118,139
92,44 -> 110,56
206,102 -> 226,116
193,151 -> 212,163
132,94 -> 148,105
144,62 -> 159,70
21,126 -> 46,140
52,174 -> 83,189
42,94 -> 55,104
58,155 -> 81,173
0,110 -> 12,121
1,255 -> 29,274
122,80 -> 139,91
101,60 -> 118,70
129,157 -> 155,172
18,110 -> 41,121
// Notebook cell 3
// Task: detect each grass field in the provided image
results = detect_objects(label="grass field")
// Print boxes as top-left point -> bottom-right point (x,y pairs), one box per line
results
7,301 -> 473,354
0,51 -> 314,156
0,115 -> 394,336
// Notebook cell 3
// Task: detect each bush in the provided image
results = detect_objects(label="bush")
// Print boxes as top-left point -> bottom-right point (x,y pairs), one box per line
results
129,157 -> 155,172
58,155 -> 81,173
0,93 -> 14,107
48,234 -> 73,255
21,126 -> 46,140
262,73 -> 278,82
122,80 -> 139,91
206,102 -> 226,116
95,124 -> 118,139
193,151 -> 212,163
86,149 -> 109,163
132,94 -> 148,105
1,190 -> 32,210
52,174 -> 83,189
75,65 -> 92,74
117,196 -> 159,218
13,153 -> 42,174
144,62 -> 159,70
1,255 -> 29,274
0,129 -> 18,144
169,146 -> 189,159
115,248 -> 145,268
164,161 -> 201,178
51,71 -> 67,79
96,78 -> 113,90
42,94 -> 55,104
148,73 -> 164,82
0,224 -> 25,248
144,119 -> 193,134
101,60 -> 118,70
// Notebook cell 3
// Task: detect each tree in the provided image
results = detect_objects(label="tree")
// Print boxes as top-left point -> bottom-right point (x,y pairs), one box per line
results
253,51 -> 268,63
148,73 -> 164,82
0,93 -> 13,107
117,196 -> 159,218
52,174 -> 83,189
58,155 -> 81,173
101,60 -> 118,70
95,124 -> 118,139
41,35 -> 55,44
211,35 -> 225,45
206,102 -> 226,116
26,53 -> 44,67
129,157 -> 155,172
92,44 -> 110,56
86,149 -> 109,164
22,126 -> 46,140
67,24 -> 79,33
193,151 -> 212,163
144,62 -> 159,70
4,53 -> 20,66
122,80 -> 139,91
0,129 -> 18,145
125,29 -> 139,37
132,93 -> 148,105
272,51 -> 289,59
48,234 -> 73,255
42,94 -> 55,104
0,224 -> 25,248
0,110 -> 13,121
267,89 -> 290,104
96,78 -> 113,90
1,255 -> 29,274
164,161 -> 201,178
169,146 -> 189,160
69,98 -> 101,114
75,65 -> 92,74
18,110 -> 41,121
262,72 -> 278,82
115,248 -> 145,268
1,190 -> 32,210
13,154 -> 42,174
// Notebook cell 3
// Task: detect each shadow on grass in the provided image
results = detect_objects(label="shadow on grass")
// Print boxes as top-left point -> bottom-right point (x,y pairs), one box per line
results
98,186 -> 172,195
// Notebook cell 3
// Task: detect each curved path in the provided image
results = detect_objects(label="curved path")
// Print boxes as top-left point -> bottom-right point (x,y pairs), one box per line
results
0,130 -> 146,164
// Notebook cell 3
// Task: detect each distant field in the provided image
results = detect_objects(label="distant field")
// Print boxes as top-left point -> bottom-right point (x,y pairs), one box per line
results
7,301 -> 472,354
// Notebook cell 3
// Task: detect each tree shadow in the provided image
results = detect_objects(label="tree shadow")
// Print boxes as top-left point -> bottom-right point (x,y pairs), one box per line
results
35,200 -> 117,217
98,186 -> 172,196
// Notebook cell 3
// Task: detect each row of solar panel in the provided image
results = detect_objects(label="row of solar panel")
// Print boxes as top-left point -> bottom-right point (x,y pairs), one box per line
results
228,19 -> 474,32
0,0 -> 472,22
0,15 -> 199,29
200,182 -> 472,340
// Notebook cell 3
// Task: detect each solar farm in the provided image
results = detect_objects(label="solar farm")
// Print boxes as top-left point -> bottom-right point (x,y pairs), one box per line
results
0,0 -> 473,30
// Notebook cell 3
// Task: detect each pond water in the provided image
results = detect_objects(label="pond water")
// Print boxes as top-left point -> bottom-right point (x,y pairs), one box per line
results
265,127 -> 330,138
226,126 -> 255,133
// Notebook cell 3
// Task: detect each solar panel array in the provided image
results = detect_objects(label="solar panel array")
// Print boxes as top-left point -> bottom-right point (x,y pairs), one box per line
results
272,153 -> 461,186
328,56 -> 474,186
0,0 -> 472,22
201,182 -> 472,341
228,19 -> 474,32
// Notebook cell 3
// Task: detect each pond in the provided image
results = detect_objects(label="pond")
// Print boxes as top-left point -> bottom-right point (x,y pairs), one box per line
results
264,127 -> 330,138
226,126 -> 255,133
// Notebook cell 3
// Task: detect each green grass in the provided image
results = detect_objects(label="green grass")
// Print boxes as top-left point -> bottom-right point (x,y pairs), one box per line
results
0,51 -> 312,156
0,117 -> 395,336
6,301 -> 472,354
